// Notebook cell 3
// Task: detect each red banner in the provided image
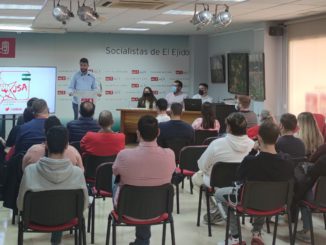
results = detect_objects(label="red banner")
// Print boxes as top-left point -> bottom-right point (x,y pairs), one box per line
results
0,38 -> 15,58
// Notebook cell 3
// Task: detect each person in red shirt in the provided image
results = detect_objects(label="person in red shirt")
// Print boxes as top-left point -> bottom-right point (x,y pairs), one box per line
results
80,110 -> 125,156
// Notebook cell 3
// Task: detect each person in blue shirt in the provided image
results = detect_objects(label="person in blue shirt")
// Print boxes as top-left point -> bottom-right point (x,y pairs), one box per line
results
68,58 -> 101,120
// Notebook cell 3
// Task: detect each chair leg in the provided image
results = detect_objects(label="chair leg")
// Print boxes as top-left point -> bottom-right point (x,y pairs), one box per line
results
242,215 -> 245,225
106,215 -> 112,245
272,215 -> 279,245
181,177 -> 184,189
87,201 -> 92,233
225,207 -> 231,245
205,191 -> 212,237
308,209 -> 315,245
197,186 -> 203,227
162,222 -> 166,245
17,221 -> 23,245
293,207 -> 300,244
170,218 -> 176,245
82,219 -> 87,245
323,213 -> 326,230
266,217 -> 271,234
112,222 -> 117,245
190,177 -> 194,195
79,225 -> 82,245
176,183 -> 180,214
236,214 -> 243,245
91,199 -> 95,244
287,211 -> 293,245
12,209 -> 16,225
74,227 -> 78,245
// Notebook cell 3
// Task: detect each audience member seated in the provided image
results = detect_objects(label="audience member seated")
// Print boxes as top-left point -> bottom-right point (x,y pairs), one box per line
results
112,115 -> 175,245
236,95 -> 258,129
192,83 -> 213,103
17,126 -> 89,245
157,103 -> 194,147
137,87 -> 157,109
215,122 -> 294,245
276,113 -> 306,159
310,143 -> 326,162
192,102 -> 220,131
14,99 -> 49,155
80,110 -> 125,156
16,97 -> 38,126
247,110 -> 274,140
156,98 -> 170,123
192,112 -> 254,224
295,155 -> 326,243
67,101 -> 100,142
165,80 -> 188,108
296,112 -> 324,157
22,116 -> 84,171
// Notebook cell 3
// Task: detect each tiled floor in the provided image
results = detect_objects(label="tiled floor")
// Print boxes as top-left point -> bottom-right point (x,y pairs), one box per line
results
1,184 -> 325,245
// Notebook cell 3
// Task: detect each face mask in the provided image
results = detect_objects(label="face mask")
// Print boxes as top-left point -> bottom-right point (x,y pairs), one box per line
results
198,90 -> 204,96
235,103 -> 239,111
171,86 -> 177,93
144,93 -> 151,97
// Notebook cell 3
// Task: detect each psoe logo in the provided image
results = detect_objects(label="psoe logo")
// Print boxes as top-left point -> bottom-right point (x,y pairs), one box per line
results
131,83 -> 139,88
151,77 -> 159,81
105,76 -> 113,81
105,90 -> 114,95
131,70 -> 139,74
176,70 -> 184,75
57,90 -> 66,95
131,97 -> 139,101
58,76 -> 67,81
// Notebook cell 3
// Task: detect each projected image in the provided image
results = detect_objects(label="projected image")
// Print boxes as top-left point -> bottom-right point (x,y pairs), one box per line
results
0,67 -> 56,115
227,53 -> 249,95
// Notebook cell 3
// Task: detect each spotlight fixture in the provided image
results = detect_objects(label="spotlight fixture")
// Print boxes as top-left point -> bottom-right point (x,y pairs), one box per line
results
212,4 -> 232,28
77,0 -> 99,26
52,0 -> 74,25
190,3 -> 232,30
190,3 -> 212,30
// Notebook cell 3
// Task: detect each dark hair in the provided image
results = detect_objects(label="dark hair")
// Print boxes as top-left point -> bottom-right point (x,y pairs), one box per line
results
98,110 -> 113,128
137,115 -> 159,141
225,112 -> 247,136
174,80 -> 183,88
44,116 -> 62,134
80,58 -> 89,64
27,97 -> 38,107
280,113 -> 297,131
23,107 -> 34,123
138,86 -> 156,108
171,103 -> 183,116
156,98 -> 168,111
31,99 -> 49,115
79,101 -> 95,118
201,102 -> 216,129
199,83 -> 208,89
46,126 -> 68,154
237,95 -> 251,109
258,122 -> 280,144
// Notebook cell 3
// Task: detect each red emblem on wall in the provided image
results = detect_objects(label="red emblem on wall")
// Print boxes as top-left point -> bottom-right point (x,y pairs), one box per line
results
0,38 -> 16,58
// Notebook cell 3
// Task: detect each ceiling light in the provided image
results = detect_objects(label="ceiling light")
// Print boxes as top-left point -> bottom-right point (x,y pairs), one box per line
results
0,25 -> 32,31
137,20 -> 173,25
0,16 -> 35,20
0,4 -> 43,10
52,0 -> 74,25
190,4 -> 212,30
163,10 -> 194,16
119,27 -> 149,32
77,0 -> 100,26
212,4 -> 232,28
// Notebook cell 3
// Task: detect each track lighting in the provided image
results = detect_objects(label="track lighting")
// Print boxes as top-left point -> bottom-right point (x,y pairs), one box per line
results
77,0 -> 99,26
212,5 -> 232,28
52,0 -> 74,25
191,4 -> 212,30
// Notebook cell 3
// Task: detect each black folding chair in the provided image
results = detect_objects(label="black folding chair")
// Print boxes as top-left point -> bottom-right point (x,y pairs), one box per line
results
225,181 -> 294,245
176,145 -> 207,214
106,184 -> 175,245
294,176 -> 326,245
197,162 -> 240,237
18,189 -> 86,245
83,155 -> 116,183
194,130 -> 218,145
203,137 -> 219,145
165,138 -> 192,164
88,162 -> 113,244
70,141 -> 82,155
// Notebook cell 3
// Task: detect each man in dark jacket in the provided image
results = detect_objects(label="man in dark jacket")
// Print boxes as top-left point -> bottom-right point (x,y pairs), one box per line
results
67,101 -> 100,142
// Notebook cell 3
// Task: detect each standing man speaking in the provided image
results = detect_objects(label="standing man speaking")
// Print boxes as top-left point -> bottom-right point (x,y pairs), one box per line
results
68,58 -> 101,120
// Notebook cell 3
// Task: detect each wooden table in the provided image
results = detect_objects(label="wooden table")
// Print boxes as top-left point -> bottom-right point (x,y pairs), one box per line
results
117,108 -> 201,143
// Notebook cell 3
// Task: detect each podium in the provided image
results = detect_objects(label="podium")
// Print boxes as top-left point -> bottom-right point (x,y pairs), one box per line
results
73,91 -> 97,105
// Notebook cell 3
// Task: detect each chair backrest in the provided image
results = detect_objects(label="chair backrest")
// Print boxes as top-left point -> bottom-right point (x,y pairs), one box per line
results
22,189 -> 84,228
291,156 -> 308,167
95,162 -> 113,193
165,138 -> 192,163
83,155 -> 116,180
210,162 -> 241,188
116,184 -> 174,222
240,181 -> 293,211
70,141 -> 82,154
313,113 -> 326,135
314,176 -> 326,207
203,136 -> 218,145
179,146 -> 207,172
194,130 -> 218,145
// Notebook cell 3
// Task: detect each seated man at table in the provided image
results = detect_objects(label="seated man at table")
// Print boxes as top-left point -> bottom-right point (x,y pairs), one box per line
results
165,80 -> 188,108
215,122 -> 294,245
67,101 -> 100,142
157,102 -> 194,148
80,110 -> 125,156
113,115 -> 175,245
192,83 -> 213,103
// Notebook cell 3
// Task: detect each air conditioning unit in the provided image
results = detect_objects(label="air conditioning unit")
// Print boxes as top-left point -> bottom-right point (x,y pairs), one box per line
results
96,0 -> 174,10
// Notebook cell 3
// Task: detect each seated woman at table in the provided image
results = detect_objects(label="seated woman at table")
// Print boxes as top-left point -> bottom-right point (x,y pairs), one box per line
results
137,86 -> 157,109
192,102 -> 220,131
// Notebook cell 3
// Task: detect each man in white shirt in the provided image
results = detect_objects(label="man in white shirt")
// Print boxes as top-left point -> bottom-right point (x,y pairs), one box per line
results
192,83 -> 213,103
156,98 -> 170,123
165,80 -> 188,108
